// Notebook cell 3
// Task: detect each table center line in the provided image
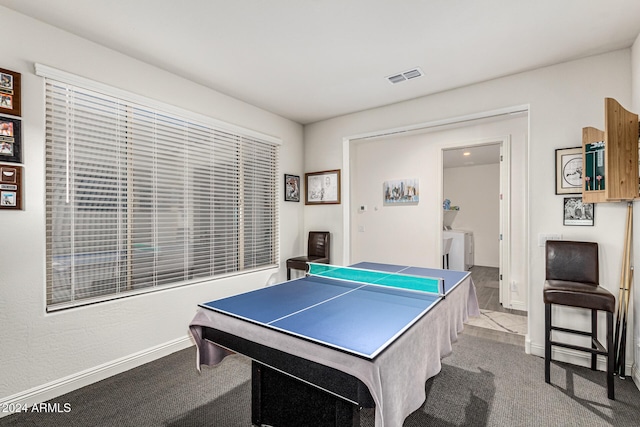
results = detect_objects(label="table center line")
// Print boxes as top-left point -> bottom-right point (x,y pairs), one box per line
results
266,283 -> 368,325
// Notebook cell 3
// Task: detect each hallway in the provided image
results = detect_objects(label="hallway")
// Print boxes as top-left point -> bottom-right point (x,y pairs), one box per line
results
464,265 -> 527,345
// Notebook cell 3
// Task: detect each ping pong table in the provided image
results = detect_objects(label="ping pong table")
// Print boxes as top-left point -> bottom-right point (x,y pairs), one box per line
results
189,262 -> 479,426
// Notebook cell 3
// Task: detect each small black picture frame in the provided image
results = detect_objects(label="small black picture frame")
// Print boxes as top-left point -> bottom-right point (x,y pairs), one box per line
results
284,174 -> 300,202
563,197 -> 594,226
0,116 -> 21,163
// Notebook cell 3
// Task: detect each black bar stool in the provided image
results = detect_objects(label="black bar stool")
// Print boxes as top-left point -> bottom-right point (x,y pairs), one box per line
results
543,240 -> 615,400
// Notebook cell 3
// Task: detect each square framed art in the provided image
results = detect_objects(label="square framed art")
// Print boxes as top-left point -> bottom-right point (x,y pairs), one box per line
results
563,197 -> 594,226
555,147 -> 582,194
0,116 -> 21,163
0,68 -> 21,117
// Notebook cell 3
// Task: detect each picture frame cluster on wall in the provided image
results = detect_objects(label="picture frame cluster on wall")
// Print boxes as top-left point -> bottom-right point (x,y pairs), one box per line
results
555,147 -> 593,226
0,67 -> 23,210
0,67 -> 22,165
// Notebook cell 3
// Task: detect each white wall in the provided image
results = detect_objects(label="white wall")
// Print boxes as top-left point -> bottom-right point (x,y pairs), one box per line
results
349,115 -> 526,308
350,119 -> 519,270
0,7 -> 304,407
444,163 -> 500,267
305,49 -> 634,369
631,32 -> 640,387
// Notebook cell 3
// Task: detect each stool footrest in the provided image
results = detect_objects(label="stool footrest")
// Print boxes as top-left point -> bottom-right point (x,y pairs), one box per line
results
550,325 -> 591,337
549,339 -> 607,357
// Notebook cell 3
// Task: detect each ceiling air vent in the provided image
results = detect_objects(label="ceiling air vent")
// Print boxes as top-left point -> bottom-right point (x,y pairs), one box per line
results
386,67 -> 424,84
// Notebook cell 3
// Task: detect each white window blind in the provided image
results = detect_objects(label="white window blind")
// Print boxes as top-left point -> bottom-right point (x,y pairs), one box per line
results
42,70 -> 279,311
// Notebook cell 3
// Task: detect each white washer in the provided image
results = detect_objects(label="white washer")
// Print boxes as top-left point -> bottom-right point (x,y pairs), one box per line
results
443,230 -> 474,271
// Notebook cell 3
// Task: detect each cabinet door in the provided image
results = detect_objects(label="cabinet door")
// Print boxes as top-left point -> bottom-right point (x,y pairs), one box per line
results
465,232 -> 474,268
443,231 -> 465,271
582,98 -> 638,203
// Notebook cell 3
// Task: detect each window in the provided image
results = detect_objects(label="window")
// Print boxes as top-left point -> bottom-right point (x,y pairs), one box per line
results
40,65 -> 279,311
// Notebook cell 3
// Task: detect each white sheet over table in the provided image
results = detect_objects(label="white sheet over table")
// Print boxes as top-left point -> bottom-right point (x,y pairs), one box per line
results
189,276 -> 479,427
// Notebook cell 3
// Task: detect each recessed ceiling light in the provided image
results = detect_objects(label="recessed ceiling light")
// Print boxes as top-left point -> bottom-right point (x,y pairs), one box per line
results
463,152 -> 471,156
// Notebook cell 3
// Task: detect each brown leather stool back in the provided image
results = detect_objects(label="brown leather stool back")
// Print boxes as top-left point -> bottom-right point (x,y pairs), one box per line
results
308,231 -> 330,259
544,241 -> 615,313
546,240 -> 598,285
286,232 -> 330,279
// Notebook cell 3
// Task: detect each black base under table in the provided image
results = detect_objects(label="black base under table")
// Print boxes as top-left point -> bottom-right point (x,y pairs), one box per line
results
201,327 -> 374,427
252,361 -> 360,427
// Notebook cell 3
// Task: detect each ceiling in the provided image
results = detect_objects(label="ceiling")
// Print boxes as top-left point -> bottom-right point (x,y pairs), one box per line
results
2,1 -> 640,124
443,144 -> 501,169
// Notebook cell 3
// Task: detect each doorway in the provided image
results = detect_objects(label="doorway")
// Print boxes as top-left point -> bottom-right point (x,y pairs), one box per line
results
442,139 -> 526,335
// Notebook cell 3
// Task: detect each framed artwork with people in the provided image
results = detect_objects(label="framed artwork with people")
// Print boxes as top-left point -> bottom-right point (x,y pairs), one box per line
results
284,174 -> 300,202
305,169 -> 341,205
0,68 -> 21,117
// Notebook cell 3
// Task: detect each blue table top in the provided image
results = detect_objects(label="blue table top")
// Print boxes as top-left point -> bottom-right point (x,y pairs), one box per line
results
200,262 -> 470,359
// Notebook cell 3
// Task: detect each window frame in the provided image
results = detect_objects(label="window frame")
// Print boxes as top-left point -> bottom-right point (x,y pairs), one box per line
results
37,64 -> 281,311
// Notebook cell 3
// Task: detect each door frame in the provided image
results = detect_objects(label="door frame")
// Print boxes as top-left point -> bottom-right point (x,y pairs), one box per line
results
499,140 -> 511,307
440,136 -> 511,307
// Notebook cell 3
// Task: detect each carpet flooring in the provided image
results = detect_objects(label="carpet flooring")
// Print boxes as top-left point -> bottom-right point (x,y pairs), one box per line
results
2,332 -> 640,426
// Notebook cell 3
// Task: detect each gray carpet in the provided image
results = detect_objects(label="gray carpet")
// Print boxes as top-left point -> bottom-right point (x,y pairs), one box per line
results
2,333 -> 640,426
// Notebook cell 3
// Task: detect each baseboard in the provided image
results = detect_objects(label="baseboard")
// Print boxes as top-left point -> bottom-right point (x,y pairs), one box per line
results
0,335 -> 193,418
631,362 -> 640,390
506,299 -> 527,312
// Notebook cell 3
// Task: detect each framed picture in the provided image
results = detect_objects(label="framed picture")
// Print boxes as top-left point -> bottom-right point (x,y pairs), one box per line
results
0,165 -> 23,210
555,147 -> 583,194
383,178 -> 419,205
305,169 -> 341,204
0,68 -> 21,117
0,116 -> 21,163
563,197 -> 594,226
284,174 -> 300,202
